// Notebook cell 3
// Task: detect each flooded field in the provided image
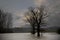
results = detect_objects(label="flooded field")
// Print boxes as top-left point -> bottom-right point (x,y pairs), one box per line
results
0,33 -> 60,40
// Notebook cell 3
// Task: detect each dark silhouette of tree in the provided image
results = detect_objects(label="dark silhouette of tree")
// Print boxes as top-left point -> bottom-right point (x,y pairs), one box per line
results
0,9 -> 13,33
0,10 -> 5,32
6,13 -> 13,28
25,7 -> 36,34
25,6 -> 48,37
5,13 -> 13,33
57,28 -> 60,34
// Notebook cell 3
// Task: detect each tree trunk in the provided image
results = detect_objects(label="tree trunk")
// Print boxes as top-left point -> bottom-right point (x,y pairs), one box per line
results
31,25 -> 35,34
37,24 -> 40,37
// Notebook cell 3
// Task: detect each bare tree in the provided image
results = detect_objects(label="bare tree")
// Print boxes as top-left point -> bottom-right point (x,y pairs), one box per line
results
25,7 -> 36,34
6,13 -> 13,28
25,6 -> 48,37
0,10 -> 5,32
0,9 -> 13,33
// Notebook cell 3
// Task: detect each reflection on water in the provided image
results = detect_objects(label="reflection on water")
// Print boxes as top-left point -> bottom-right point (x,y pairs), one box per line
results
0,33 -> 60,40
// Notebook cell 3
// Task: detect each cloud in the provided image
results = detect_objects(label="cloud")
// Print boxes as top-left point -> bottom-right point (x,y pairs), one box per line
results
13,9 -> 29,27
46,0 -> 60,27
34,0 -> 60,27
34,0 -> 47,6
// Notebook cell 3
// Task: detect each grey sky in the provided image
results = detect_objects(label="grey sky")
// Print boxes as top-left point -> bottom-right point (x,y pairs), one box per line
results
0,0 -> 34,12
0,0 -> 35,27
0,0 -> 60,27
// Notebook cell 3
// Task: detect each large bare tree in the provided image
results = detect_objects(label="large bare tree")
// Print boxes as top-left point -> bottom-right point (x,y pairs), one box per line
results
25,6 -> 48,37
25,7 -> 36,34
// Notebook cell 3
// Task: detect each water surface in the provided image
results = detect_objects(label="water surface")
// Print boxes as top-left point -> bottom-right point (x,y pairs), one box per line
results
0,33 -> 60,40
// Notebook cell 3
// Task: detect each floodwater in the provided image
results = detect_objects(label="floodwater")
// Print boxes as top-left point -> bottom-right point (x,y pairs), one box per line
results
0,33 -> 60,40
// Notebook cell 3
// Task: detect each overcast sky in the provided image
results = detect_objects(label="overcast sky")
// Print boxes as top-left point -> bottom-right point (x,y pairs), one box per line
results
0,0 -> 60,27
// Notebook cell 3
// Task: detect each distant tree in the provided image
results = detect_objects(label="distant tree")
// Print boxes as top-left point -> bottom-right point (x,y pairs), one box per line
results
0,10 -> 6,32
0,9 -> 13,33
25,6 -> 48,37
6,13 -> 13,28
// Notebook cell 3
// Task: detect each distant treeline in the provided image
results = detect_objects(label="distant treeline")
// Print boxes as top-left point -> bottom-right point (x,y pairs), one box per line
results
0,27 -> 60,33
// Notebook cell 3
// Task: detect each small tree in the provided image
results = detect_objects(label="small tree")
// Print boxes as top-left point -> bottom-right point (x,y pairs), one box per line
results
25,6 -> 48,37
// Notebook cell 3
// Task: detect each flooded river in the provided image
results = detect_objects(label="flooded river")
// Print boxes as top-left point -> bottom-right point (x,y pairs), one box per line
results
0,33 -> 60,40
